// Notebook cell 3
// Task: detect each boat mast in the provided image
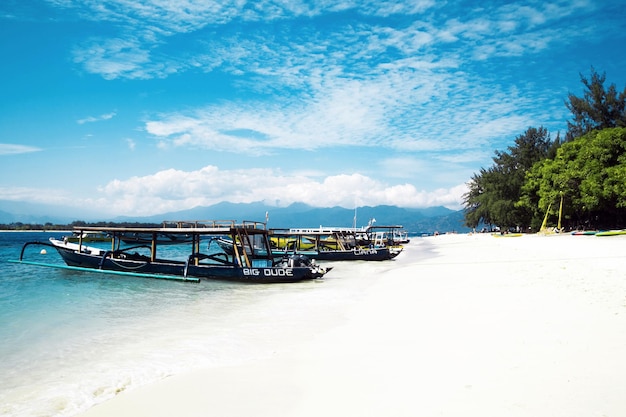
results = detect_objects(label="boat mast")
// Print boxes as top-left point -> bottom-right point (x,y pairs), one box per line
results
557,193 -> 563,231
539,203 -> 551,232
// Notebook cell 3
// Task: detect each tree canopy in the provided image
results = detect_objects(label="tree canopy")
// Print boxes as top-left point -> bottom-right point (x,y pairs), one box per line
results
520,127 -> 626,229
464,69 -> 626,231
566,68 -> 626,140
463,127 -> 556,230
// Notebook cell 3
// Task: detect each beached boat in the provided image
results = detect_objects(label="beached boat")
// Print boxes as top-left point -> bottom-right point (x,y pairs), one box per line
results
270,226 -> 403,261
595,229 -> 626,237
15,221 -> 329,283
492,232 -> 523,237
571,230 -> 598,236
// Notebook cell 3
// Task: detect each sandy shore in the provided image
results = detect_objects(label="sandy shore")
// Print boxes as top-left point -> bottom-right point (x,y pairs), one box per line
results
77,233 -> 626,417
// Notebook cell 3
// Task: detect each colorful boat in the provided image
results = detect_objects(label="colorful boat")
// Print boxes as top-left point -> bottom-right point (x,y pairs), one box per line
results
595,229 -> 626,237
270,226 -> 403,261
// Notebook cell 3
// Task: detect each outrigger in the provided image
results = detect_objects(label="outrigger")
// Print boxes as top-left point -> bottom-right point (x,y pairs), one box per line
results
14,220 -> 329,283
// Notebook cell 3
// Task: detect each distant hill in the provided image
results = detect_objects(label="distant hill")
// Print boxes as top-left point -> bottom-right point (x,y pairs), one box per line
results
116,202 -> 469,234
0,200 -> 470,234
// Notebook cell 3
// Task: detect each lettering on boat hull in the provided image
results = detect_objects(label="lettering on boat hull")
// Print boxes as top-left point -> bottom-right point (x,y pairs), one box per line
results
243,268 -> 294,277
353,248 -> 378,256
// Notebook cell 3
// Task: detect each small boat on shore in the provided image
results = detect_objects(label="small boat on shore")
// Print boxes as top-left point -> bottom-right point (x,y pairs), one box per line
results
595,229 -> 626,237
14,220 -> 329,283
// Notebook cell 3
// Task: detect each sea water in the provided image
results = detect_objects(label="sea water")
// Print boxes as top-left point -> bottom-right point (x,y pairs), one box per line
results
0,231 -> 388,417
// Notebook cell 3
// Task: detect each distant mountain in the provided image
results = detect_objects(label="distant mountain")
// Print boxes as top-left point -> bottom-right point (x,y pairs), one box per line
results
0,200 -> 104,224
117,202 -> 469,234
0,200 -> 470,234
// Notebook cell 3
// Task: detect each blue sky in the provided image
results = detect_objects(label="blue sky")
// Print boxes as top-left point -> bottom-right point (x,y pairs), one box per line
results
1,0 -> 625,218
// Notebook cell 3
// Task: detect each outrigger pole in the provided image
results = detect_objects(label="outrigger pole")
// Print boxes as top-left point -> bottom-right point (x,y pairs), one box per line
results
8,259 -> 200,282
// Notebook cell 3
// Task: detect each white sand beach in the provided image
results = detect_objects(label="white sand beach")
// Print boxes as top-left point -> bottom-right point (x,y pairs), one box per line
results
77,233 -> 626,417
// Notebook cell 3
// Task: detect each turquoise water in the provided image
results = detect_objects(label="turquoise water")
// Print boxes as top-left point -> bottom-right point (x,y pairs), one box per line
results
0,232 -> 376,417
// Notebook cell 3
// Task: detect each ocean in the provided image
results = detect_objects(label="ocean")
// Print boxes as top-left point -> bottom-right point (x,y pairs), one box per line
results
0,231 -> 387,417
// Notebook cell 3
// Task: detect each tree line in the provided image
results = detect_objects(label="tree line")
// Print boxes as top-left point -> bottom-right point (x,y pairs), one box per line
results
463,68 -> 626,232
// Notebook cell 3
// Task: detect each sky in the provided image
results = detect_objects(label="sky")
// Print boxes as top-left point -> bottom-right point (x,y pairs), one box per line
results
1,0 -> 625,218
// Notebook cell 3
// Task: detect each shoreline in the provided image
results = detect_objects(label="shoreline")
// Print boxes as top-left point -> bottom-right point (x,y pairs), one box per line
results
77,233 -> 626,417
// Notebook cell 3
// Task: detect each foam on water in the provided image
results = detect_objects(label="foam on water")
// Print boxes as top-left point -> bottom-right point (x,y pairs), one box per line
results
0,232 -> 385,417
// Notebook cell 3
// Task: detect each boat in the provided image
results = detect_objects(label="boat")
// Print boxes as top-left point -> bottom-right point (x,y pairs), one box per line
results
571,230 -> 598,236
538,194 -> 564,235
269,226 -> 403,261
14,220 -> 330,283
595,229 -> 626,237
65,231 -> 111,243
362,224 -> 410,245
492,232 -> 523,237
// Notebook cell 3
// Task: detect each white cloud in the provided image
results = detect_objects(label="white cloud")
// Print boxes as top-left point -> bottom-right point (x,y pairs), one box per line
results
77,111 -> 117,124
0,144 -> 42,155
72,38 -> 176,80
126,138 -> 136,150
143,62 -> 537,160
0,186 -> 72,204
96,165 -> 465,216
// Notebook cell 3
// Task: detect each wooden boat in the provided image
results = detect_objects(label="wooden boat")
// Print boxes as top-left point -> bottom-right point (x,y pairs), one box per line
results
270,226 -> 403,261
15,220 -> 330,283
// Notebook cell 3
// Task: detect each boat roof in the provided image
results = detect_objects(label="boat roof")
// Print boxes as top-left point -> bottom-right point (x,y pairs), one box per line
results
72,220 -> 269,235
270,225 -> 405,235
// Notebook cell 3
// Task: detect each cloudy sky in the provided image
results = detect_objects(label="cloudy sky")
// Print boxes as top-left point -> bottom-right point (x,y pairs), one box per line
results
1,0 -> 625,218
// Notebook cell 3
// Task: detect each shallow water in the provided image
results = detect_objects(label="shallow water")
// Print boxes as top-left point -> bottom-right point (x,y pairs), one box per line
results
0,231 -> 392,417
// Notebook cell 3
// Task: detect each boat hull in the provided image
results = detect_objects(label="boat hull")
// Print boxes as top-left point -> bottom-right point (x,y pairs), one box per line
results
52,245 -> 320,283
279,246 -> 400,261
595,230 -> 626,237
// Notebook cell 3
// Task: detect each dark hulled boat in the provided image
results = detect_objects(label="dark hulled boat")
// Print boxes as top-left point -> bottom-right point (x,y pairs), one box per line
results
16,220 -> 329,283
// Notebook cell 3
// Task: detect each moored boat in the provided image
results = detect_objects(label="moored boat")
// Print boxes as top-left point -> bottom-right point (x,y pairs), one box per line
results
65,231 -> 111,243
270,226 -> 403,261
14,220 -> 330,283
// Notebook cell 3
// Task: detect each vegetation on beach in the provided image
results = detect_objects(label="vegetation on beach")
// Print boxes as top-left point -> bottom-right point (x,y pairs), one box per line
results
464,68 -> 626,231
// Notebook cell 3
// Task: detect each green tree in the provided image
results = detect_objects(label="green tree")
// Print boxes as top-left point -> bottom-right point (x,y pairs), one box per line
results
520,127 -> 626,229
463,127 -> 554,230
566,68 -> 626,140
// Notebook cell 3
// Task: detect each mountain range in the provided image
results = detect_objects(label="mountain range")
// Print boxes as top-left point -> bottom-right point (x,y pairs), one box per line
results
0,200 -> 470,234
